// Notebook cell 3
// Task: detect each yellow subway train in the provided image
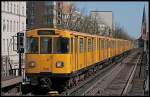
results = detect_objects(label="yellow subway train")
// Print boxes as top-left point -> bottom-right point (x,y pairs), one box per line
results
25,28 -> 134,90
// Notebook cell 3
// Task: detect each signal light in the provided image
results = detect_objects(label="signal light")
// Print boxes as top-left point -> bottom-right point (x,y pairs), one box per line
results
17,32 -> 24,53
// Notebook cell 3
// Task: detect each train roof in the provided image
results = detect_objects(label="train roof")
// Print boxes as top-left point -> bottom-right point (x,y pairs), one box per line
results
26,28 -> 130,41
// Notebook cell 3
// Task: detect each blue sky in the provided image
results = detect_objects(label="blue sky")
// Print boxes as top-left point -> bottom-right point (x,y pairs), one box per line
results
74,1 -> 149,39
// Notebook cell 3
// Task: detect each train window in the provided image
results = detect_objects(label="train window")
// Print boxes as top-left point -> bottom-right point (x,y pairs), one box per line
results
99,39 -> 100,50
26,37 -> 39,53
40,37 -> 52,54
111,40 -> 112,48
109,40 -> 110,48
107,40 -> 109,48
106,40 -> 108,48
101,39 -> 103,49
108,40 -> 109,48
110,40 -> 111,48
97,38 -> 98,50
93,39 -> 96,51
97,39 -> 98,50
53,37 -> 69,54
88,39 -> 91,52
111,41 -> 112,48
108,40 -> 111,48
102,39 -> 105,49
80,38 -> 84,53
114,41 -> 115,48
116,40 -> 117,48
105,40 -> 106,48
71,38 -> 73,53
104,39 -> 106,49
114,40 -> 115,48
111,40 -> 114,48
84,38 -> 87,52
113,41 -> 114,48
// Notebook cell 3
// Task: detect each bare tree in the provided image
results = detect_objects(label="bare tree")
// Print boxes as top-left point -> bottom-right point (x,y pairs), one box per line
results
63,3 -> 77,29
113,23 -> 133,40
60,3 -> 98,34
61,3 -> 113,37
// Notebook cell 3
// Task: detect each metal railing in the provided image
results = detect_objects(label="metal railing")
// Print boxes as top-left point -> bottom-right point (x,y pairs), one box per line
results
1,56 -> 25,78
1,56 -> 11,77
144,50 -> 149,96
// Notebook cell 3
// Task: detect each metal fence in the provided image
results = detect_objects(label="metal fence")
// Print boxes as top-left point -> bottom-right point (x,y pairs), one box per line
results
1,56 -> 25,78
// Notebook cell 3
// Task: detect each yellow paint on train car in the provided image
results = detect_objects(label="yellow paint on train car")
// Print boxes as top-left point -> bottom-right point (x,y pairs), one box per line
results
26,54 -> 72,74
25,28 -> 134,76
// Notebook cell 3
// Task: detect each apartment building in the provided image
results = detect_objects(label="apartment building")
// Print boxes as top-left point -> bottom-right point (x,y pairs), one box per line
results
91,11 -> 113,35
26,1 -> 72,29
1,1 -> 26,74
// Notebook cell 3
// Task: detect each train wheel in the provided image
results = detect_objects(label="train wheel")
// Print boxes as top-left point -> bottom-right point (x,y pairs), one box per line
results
66,79 -> 73,89
40,77 -> 52,90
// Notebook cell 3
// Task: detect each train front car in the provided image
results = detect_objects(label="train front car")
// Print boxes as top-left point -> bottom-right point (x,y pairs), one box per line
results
25,28 -> 72,90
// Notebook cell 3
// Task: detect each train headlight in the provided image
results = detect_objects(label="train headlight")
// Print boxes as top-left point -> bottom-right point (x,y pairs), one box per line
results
56,62 -> 64,68
29,61 -> 36,67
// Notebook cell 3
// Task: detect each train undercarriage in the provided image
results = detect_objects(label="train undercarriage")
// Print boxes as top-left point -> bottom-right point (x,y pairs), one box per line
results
25,50 -> 131,93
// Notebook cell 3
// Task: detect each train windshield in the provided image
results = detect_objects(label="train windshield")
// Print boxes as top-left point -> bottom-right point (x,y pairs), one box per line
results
26,37 -> 69,54
53,37 -> 69,54
40,37 -> 52,54
26,37 -> 39,53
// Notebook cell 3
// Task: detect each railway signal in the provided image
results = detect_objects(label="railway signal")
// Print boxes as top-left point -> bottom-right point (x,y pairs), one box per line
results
17,32 -> 24,53
17,32 -> 24,76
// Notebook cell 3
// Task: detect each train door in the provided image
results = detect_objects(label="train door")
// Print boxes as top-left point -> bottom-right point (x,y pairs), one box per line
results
103,39 -> 105,60
107,39 -> 109,59
114,40 -> 116,56
109,40 -> 111,57
71,37 -> 75,72
108,39 -> 110,58
87,38 -> 91,66
94,38 -> 96,63
92,38 -> 94,63
116,40 -> 118,55
84,37 -> 87,67
107,39 -> 109,58
75,36 -> 78,71
79,37 -> 84,69
92,38 -> 96,63
98,38 -> 100,61
100,38 -> 103,61
112,40 -> 114,56
104,39 -> 106,60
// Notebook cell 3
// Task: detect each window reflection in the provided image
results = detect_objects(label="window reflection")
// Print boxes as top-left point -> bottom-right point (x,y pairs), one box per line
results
40,37 -> 52,53
53,37 -> 69,53
26,37 -> 38,53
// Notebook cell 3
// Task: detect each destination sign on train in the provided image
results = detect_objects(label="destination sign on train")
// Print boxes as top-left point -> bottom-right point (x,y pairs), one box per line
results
38,30 -> 55,35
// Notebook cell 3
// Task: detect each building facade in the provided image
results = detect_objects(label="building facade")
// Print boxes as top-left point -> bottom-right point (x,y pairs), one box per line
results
61,2 -> 72,27
26,1 -> 56,29
1,1 -> 26,74
26,1 -> 72,29
91,11 -> 113,36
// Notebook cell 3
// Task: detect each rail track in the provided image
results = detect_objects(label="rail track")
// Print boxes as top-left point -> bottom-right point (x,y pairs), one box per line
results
86,49 -> 142,96
59,48 -> 142,96
22,84 -> 49,96
121,53 -> 142,96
